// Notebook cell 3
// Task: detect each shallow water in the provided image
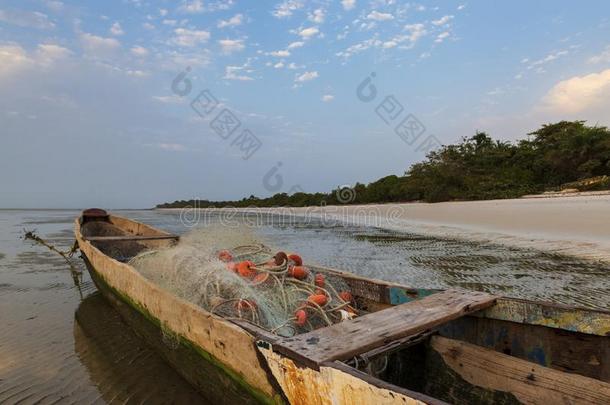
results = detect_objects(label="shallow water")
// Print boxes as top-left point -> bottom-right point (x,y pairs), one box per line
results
0,209 -> 608,404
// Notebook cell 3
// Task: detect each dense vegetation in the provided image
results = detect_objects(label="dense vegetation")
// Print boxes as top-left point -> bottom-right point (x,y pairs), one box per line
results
157,121 -> 610,208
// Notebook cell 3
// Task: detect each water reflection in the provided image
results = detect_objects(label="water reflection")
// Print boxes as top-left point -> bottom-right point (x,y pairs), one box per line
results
74,293 -> 203,403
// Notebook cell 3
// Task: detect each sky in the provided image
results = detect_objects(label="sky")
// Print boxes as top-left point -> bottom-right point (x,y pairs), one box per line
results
1,0 -> 610,208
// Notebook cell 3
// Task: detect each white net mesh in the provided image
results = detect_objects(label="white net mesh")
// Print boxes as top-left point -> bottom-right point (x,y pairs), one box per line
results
129,225 -> 357,337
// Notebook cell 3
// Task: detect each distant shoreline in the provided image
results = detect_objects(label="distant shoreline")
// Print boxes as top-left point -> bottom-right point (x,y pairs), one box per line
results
157,193 -> 610,262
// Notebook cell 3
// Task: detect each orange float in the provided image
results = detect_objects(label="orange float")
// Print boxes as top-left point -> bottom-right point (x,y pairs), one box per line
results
315,287 -> 327,296
288,253 -> 303,266
237,260 -> 256,278
218,250 -> 233,262
252,272 -> 269,285
288,265 -> 309,280
307,294 -> 328,307
314,273 -> 325,287
294,309 -> 307,326
339,291 -> 353,303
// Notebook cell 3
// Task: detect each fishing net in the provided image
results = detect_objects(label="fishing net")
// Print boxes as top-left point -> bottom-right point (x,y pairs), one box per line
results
129,226 -> 358,337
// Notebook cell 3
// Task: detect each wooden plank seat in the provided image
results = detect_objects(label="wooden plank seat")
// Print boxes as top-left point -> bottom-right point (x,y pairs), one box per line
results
85,235 -> 180,242
273,289 -> 497,369
430,336 -> 610,404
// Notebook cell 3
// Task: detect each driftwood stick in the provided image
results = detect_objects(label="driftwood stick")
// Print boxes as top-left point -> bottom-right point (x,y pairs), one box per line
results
23,230 -> 83,297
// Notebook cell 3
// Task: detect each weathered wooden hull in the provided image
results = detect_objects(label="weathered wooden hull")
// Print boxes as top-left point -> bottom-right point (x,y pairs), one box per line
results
75,216 -> 285,404
75,213 -> 610,405
73,293 -> 204,403
82,257 -> 277,404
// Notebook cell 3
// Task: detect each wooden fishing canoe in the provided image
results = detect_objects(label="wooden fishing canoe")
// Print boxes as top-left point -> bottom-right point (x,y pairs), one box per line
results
74,209 -> 610,404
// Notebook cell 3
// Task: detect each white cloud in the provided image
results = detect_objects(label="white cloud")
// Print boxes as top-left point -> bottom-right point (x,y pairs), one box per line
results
0,43 -> 71,78
338,25 -> 425,59
0,45 -> 32,77
143,22 -> 155,30
287,41 -> 304,49
162,19 -> 178,26
37,43 -> 72,63
336,38 -> 381,59
457,4 -> 466,11
159,8 -> 168,16
308,8 -> 325,24
404,23 -> 427,43
269,50 -> 290,57
274,61 -> 284,68
179,0 -> 204,14
272,1 -> 303,19
295,70 -> 318,82
382,28 -> 426,50
528,50 -> 568,70
80,33 -> 121,57
542,69 -> 610,113
218,13 -> 243,28
589,46 -> 610,64
359,20 -> 377,31
341,0 -> 356,11
224,65 -> 254,81
322,94 -> 334,102
366,11 -> 394,21
172,28 -> 211,47
131,46 -> 149,57
287,62 -> 301,69
219,39 -> 245,54
432,15 -> 454,26
110,21 -> 124,36
299,26 -> 319,39
0,9 -> 55,29
434,31 -> 450,43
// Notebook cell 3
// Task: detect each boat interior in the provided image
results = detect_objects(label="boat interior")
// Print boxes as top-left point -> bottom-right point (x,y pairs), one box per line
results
80,212 -> 610,404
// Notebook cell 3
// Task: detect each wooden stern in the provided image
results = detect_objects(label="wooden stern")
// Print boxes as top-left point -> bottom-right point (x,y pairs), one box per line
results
273,289 -> 497,369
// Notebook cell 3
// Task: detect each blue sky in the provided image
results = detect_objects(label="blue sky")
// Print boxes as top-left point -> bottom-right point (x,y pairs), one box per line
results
1,1 -> 610,208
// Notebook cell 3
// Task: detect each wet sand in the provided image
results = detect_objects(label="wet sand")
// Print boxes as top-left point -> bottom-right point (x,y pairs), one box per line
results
184,194 -> 610,262
0,210 -> 205,404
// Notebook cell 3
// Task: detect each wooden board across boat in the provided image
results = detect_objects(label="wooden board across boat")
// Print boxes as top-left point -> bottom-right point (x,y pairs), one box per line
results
74,209 -> 610,404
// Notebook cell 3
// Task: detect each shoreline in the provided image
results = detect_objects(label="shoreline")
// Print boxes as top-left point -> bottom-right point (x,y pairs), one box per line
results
157,194 -> 610,262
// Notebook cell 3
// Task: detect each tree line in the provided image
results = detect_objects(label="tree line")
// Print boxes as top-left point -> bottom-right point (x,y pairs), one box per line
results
156,121 -> 610,208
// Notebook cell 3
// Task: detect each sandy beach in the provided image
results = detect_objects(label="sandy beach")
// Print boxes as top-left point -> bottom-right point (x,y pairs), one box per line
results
163,194 -> 610,262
